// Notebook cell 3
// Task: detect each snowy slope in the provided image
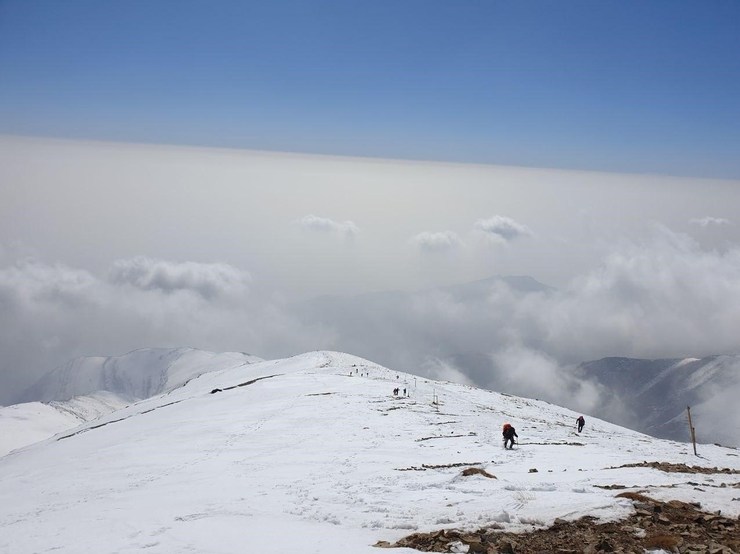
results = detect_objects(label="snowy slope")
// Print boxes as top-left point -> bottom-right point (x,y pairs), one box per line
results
1,351 -> 738,554
0,391 -> 130,457
19,347 -> 262,403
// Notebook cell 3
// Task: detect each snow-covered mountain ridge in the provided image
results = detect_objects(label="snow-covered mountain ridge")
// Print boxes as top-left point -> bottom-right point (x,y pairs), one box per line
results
1,351 -> 738,553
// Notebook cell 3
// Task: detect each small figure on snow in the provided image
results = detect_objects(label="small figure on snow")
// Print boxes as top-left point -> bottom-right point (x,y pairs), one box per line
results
576,415 -> 585,433
502,423 -> 518,449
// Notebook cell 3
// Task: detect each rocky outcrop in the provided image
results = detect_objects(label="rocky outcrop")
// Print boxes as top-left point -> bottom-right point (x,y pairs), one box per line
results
380,492 -> 740,553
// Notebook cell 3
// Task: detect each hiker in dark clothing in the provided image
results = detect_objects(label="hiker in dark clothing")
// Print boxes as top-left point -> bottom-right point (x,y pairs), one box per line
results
502,423 -> 518,449
576,415 -> 585,433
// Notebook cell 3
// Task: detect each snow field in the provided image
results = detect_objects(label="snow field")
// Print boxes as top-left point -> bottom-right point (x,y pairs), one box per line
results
1,351 -> 738,553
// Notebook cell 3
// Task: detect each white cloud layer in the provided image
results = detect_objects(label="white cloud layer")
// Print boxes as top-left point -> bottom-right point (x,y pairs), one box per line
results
474,215 -> 532,242
690,216 -> 731,227
298,215 -> 359,237
109,257 -> 250,299
411,231 -> 463,252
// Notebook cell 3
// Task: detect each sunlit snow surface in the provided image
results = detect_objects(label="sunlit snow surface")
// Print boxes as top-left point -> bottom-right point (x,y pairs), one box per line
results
1,351 -> 738,553
0,392 -> 129,457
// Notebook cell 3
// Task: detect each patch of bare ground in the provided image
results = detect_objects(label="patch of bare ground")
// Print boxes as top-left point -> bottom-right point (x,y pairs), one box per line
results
608,461 -> 740,475
376,493 -> 739,553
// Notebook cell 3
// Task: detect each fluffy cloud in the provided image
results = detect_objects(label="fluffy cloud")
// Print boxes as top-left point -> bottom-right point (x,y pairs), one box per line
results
0,259 -> 97,304
487,345 -> 606,414
694,369 -> 740,447
536,226 -> 740,362
474,215 -> 532,242
419,357 -> 475,386
298,215 -> 359,237
109,257 -> 250,299
690,216 -> 731,227
411,231 -> 463,252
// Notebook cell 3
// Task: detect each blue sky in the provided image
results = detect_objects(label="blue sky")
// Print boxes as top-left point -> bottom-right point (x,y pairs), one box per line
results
1,0 -> 740,177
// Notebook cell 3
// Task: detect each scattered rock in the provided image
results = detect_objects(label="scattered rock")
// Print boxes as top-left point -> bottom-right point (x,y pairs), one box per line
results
615,491 -> 653,503
528,468 -> 538,473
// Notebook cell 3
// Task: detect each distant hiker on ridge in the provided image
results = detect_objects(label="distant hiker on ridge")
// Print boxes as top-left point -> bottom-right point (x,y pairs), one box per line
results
502,423 -> 518,449
576,415 -> 585,433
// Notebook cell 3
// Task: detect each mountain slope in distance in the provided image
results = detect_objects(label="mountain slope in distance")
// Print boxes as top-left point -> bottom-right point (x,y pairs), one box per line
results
579,354 -> 740,447
1,348 -> 262,456
19,347 -> 262,403
0,391 -> 130,457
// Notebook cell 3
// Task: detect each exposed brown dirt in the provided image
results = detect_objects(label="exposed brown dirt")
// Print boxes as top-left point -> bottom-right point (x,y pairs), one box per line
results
461,467 -> 496,479
376,493 -> 740,553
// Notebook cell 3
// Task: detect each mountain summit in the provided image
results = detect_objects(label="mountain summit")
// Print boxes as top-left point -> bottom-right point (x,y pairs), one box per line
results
1,351 -> 738,553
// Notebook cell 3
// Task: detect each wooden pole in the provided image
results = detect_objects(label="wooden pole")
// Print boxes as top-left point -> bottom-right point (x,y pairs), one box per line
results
687,406 -> 697,456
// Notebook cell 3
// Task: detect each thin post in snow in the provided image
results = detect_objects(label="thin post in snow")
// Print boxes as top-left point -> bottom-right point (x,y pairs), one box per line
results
687,406 -> 697,456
